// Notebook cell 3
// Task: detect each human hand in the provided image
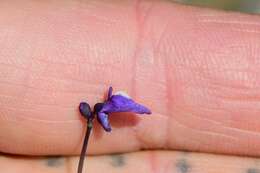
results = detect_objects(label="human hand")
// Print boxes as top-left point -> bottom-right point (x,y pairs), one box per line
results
1,0 -> 260,172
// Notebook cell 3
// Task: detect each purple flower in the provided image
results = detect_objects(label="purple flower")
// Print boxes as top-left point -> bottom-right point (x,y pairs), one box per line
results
94,86 -> 151,132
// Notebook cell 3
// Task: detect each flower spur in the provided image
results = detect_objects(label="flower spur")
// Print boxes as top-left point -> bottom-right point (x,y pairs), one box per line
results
77,86 -> 151,173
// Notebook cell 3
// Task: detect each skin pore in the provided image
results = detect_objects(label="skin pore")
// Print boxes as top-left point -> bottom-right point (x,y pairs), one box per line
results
0,0 -> 260,173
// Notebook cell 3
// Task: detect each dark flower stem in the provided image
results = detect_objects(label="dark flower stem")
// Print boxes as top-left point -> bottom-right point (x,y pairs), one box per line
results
77,118 -> 93,173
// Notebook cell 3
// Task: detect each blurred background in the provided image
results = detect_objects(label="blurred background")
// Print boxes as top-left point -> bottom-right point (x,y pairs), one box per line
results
175,0 -> 260,13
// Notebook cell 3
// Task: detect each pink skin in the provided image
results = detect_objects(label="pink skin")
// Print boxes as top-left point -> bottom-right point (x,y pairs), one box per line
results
0,0 -> 260,158
0,151 -> 259,173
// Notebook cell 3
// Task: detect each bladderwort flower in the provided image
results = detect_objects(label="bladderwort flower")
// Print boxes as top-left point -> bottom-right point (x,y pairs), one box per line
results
77,86 -> 151,173
94,86 -> 151,132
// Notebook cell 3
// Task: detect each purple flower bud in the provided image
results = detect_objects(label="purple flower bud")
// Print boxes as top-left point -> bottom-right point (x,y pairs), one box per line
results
96,87 -> 151,132
79,102 -> 93,120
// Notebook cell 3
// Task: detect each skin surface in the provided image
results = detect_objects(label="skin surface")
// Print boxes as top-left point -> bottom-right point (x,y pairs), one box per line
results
1,151 -> 260,173
0,0 -> 260,172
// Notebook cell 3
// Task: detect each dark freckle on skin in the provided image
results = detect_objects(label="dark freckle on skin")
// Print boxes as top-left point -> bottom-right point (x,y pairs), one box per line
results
176,159 -> 190,173
180,151 -> 190,155
45,156 -> 64,167
247,168 -> 260,173
109,154 -> 125,167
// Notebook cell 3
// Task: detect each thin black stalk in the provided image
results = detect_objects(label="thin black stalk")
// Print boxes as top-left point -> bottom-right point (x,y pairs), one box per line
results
77,119 -> 93,173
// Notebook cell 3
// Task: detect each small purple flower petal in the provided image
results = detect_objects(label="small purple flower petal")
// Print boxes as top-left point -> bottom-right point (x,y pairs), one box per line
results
100,95 -> 151,114
97,112 -> 112,132
107,86 -> 113,99
94,102 -> 104,114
